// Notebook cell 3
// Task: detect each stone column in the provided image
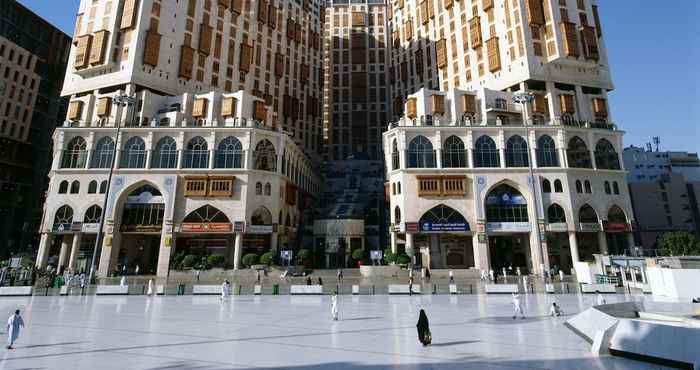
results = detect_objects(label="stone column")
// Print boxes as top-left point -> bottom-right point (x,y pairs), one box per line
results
472,233 -> 489,271
529,230 -> 544,275
435,149 -> 442,168
233,232 -> 243,270
626,233 -> 635,251
405,233 -> 414,264
98,231 -> 120,277
35,233 -> 53,268
208,149 -> 215,169
68,233 -> 82,271
390,231 -> 397,254
568,231 -> 580,263
270,232 -> 279,254
57,236 -> 71,271
156,230 -> 173,278
597,231 -> 609,255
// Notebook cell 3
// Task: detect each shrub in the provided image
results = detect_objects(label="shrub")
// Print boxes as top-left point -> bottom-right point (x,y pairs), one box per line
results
171,252 -> 186,269
242,253 -> 259,267
396,253 -> 411,265
260,252 -> 275,265
351,249 -> 365,261
383,249 -> 397,264
658,231 -> 700,256
181,255 -> 198,268
207,254 -> 225,268
297,249 -> 311,264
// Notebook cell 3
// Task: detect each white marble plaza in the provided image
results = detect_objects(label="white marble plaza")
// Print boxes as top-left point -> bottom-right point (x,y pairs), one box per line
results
0,294 -> 675,370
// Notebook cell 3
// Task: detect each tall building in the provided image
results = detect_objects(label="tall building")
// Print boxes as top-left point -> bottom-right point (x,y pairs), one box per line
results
623,146 -> 700,250
0,1 -> 71,259
35,0 -> 322,277
382,0 -> 634,274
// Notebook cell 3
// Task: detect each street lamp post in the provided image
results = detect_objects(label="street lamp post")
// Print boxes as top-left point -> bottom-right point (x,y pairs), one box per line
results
512,92 -> 547,278
86,94 -> 135,286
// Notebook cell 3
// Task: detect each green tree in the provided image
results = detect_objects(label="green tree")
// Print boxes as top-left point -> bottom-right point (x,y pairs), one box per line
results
351,249 -> 365,262
207,254 -> 226,268
658,231 -> 700,256
260,252 -> 275,265
242,253 -> 259,267
181,255 -> 198,268
383,249 -> 397,264
396,253 -> 411,265
297,249 -> 311,265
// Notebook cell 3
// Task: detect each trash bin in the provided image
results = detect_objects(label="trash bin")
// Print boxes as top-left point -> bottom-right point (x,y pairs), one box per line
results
177,284 -> 185,295
272,283 -> 279,295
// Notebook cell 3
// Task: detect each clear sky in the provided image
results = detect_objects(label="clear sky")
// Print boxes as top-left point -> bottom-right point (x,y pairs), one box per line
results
17,0 -> 700,152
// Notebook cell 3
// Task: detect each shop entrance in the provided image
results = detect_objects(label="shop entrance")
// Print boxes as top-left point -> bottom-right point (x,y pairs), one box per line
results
117,234 -> 160,275
488,234 -> 530,274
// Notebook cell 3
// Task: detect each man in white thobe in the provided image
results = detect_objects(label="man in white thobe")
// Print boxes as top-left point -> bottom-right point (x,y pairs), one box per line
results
489,269 -> 495,282
147,279 -> 154,296
6,310 -> 24,349
512,293 -> 525,319
221,280 -> 231,301
596,291 -> 606,306
120,276 -> 126,286
331,293 -> 339,321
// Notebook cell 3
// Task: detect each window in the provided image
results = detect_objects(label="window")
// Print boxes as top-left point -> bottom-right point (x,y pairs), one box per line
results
61,137 -> 87,168
53,205 -> 74,225
604,181 -> 611,194
216,136 -> 243,168
151,136 -> 178,168
99,180 -> 108,194
506,135 -> 529,167
542,179 -> 551,193
547,204 -> 566,223
90,137 -> 114,168
584,180 -> 592,193
494,98 -> 507,109
255,182 -> 263,195
579,204 -> 598,223
613,181 -> 620,194
120,136 -> 147,168
88,180 -> 98,194
608,205 -> 627,223
58,180 -> 69,194
253,139 -> 277,171
407,135 -> 436,168
554,180 -> 563,193
83,205 -> 102,223
394,206 -> 401,224
264,182 -> 271,196
183,136 -> 209,168
442,136 -> 467,168
485,184 -> 528,222
391,183 -> 396,195
473,135 -> 500,167
398,182 -> 402,194
594,139 -> 620,170
69,181 -> 80,194
567,136 -> 592,168
536,135 -> 559,167
575,180 -> 583,193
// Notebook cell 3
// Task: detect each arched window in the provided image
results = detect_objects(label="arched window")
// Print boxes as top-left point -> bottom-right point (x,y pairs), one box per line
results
53,205 -> 73,226
536,135 -> 559,167
473,135 -> 500,167
99,180 -> 108,194
613,181 -> 620,195
183,136 -> 209,168
58,180 -> 69,194
398,182 -> 402,194
575,180 -> 583,193
121,185 -> 164,231
253,139 -> 277,171
285,213 -> 291,226
70,180 -> 80,194
216,136 -> 243,168
567,137 -> 592,168
542,179 -> 552,193
547,204 -> 566,223
608,205 -> 627,223
183,205 -> 230,223
505,135 -> 529,167
151,136 -> 178,168
494,98 -> 507,109
419,204 -> 468,228
554,180 -> 563,193
391,139 -> 400,170
584,180 -> 592,193
90,137 -> 115,168
255,182 -> 263,195
595,139 -> 621,170
61,137 -> 87,168
604,181 -> 611,194
251,206 -> 272,225
485,184 -> 528,222
264,182 -> 271,196
88,180 -> 98,194
442,136 -> 467,168
120,136 -> 146,168
407,135 -> 436,168
83,205 -> 102,223
391,183 -> 396,195
579,204 -> 599,223
394,206 -> 401,224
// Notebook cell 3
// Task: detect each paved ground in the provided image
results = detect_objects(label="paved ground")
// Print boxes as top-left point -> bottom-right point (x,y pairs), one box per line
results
0,294 -> 672,370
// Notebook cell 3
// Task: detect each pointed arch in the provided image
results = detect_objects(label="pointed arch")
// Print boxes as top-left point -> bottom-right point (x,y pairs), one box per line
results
442,135 -> 467,168
391,138 -> 400,170
120,136 -> 147,168
394,206 -> 402,225
595,138 -> 620,170
216,136 -> 243,168
547,203 -> 566,223
151,136 -> 178,168
567,136 -> 592,168
90,136 -> 114,168
253,139 -> 277,171
83,204 -> 102,223
418,204 -> 469,231
536,135 -> 559,167
554,179 -> 563,192
183,136 -> 209,168
58,180 -> 69,194
607,205 -> 627,223
70,180 -> 80,194
407,135 -> 436,168
505,135 -> 529,167
251,206 -> 272,225
61,136 -> 87,168
485,184 -> 528,222
88,180 -> 98,194
182,205 -> 230,223
578,204 -> 599,223
542,179 -> 552,193
473,135 -> 499,167
53,205 -> 74,225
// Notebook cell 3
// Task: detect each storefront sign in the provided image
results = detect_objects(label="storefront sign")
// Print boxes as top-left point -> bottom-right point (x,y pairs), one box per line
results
546,223 -> 568,232
419,222 -> 470,233
121,224 -> 163,233
52,223 -> 72,233
81,223 -> 101,233
486,222 -> 531,232
70,222 -> 82,231
603,221 -> 630,232
579,222 -> 601,232
247,225 -> 273,234
180,222 -> 232,233
486,192 -> 526,205
404,222 -> 419,234
234,221 -> 245,233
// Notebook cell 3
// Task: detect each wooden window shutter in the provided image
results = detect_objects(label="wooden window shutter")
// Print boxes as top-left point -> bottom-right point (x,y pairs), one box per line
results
525,0 -> 545,26
120,0 -> 138,30
221,97 -> 237,117
420,1 -> 429,25
392,30 -> 400,48
74,34 -> 92,69
253,101 -> 267,122
533,94 -> 547,113
436,38 -> 447,69
482,0 -> 493,11
592,5 -> 602,37
268,5 -> 277,29
179,45 -> 195,79
387,4 -> 393,20
432,95 -> 445,115
96,97 -> 111,116
198,23 -> 213,55
143,30 -> 161,66
218,0 -> 230,8
559,94 -> 575,113
193,98 -> 207,117
581,25 -> 599,60
274,52 -> 284,77
89,30 -> 109,65
68,101 -> 83,120
461,94 -> 476,113
592,98 -> 607,117
560,22 -> 580,57
400,61 -> 408,81
427,0 -> 434,19
239,43 -> 252,72
352,12 -> 365,27
486,37 -> 501,72
406,98 -> 417,118
231,0 -> 242,14
301,64 -> 310,85
414,49 -> 424,75
444,0 -> 453,10
397,0 -> 404,10
287,19 -> 295,39
258,0 -> 268,24
469,17 -> 482,49
295,23 -> 302,43
404,20 -> 413,41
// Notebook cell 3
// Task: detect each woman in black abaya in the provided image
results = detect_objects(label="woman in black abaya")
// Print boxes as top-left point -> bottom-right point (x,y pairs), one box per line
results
416,309 -> 431,346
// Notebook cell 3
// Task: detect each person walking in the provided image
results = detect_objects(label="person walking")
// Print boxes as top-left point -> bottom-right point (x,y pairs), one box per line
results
331,292 -> 339,321
256,270 -> 261,283
416,309 -> 431,346
79,272 -> 86,290
6,310 -> 24,349
318,277 -> 323,286
512,293 -> 526,319
120,275 -> 126,286
306,276 -> 312,285
147,279 -> 154,296
221,280 -> 231,301
489,269 -> 495,283
448,270 -> 454,284
425,268 -> 431,282
549,302 -> 563,316
196,269 -> 201,282
337,269 -> 343,284
408,276 -> 414,296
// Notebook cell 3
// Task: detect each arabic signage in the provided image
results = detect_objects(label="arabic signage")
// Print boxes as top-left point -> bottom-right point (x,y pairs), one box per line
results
52,223 -> 72,233
81,223 -> 101,233
121,224 -> 163,233
579,222 -> 601,232
486,222 -> 531,232
603,221 -> 630,233
180,222 -> 232,233
247,225 -> 273,234
419,222 -> 470,233
486,192 -> 526,205
404,222 -> 419,234
545,223 -> 568,232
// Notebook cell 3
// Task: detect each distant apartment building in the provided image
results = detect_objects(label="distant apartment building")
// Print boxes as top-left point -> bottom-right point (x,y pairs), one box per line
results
623,146 -> 700,250
0,1 -> 71,259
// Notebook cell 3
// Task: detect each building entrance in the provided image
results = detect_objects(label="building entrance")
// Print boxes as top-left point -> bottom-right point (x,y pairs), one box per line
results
117,234 -> 160,275
488,234 -> 530,274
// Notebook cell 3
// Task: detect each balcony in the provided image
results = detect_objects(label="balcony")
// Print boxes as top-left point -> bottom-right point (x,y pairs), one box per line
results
417,175 -> 467,197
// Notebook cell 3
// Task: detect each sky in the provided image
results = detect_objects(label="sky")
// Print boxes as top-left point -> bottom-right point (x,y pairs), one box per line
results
17,0 -> 700,152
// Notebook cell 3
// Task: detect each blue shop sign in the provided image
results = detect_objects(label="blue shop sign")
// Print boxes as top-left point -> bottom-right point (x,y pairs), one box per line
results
420,222 -> 470,233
